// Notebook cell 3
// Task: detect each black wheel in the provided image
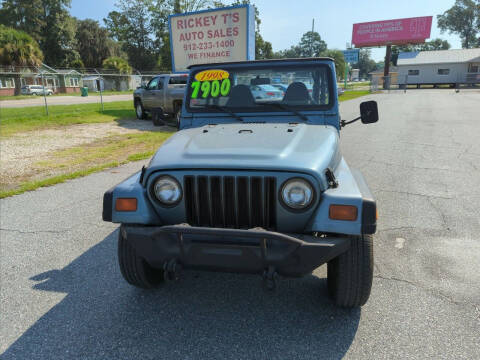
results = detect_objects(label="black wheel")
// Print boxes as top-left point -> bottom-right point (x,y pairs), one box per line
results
174,104 -> 181,130
327,234 -> 373,307
152,109 -> 166,126
135,100 -> 146,120
118,227 -> 164,288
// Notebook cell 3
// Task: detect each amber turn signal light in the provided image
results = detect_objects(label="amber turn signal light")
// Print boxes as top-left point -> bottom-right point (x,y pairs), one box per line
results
115,198 -> 137,212
329,204 -> 358,221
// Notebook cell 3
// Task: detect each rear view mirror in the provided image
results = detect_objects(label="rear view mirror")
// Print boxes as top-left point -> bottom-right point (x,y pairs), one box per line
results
360,101 -> 378,124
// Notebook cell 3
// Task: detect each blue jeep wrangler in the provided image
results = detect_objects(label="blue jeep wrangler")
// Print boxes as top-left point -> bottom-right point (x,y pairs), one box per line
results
103,58 -> 378,308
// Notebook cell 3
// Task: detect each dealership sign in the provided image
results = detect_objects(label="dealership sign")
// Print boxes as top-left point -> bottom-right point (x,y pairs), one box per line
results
168,5 -> 255,72
352,16 -> 432,47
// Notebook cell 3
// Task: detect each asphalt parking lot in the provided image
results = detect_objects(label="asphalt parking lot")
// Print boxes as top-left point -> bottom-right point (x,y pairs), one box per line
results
1,89 -> 479,359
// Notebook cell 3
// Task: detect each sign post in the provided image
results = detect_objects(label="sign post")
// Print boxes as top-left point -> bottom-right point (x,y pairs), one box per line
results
342,49 -> 359,89
168,5 -> 255,72
344,61 -> 348,90
40,71 -> 49,116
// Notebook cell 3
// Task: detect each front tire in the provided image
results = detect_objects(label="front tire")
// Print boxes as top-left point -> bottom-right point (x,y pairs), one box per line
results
118,227 -> 164,288
135,100 -> 146,120
327,234 -> 373,307
152,109 -> 166,126
174,104 -> 181,130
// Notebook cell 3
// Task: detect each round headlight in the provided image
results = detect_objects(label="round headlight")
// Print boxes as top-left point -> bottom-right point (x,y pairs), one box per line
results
153,176 -> 182,206
281,178 -> 314,210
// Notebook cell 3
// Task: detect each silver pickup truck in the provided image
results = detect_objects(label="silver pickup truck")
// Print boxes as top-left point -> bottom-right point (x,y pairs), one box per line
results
133,73 -> 188,127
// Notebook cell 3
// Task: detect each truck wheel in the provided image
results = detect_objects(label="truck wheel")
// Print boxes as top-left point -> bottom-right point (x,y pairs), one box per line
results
174,105 -> 181,130
327,234 -> 373,307
118,227 -> 164,288
152,110 -> 166,126
135,100 -> 146,120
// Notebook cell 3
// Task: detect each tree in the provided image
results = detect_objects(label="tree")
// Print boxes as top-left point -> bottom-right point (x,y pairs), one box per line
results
103,56 -> 132,74
273,45 -> 301,59
437,0 -> 480,48
0,0 -> 78,67
320,49 -> 345,79
0,0 -> 44,44
357,49 -> 377,78
423,38 -> 452,51
298,31 -> 327,57
255,33 -> 273,59
0,25 -> 44,66
103,56 -> 132,90
172,0 -> 218,12
227,0 -> 274,60
75,19 -> 113,68
69,58 -> 84,69
0,25 -> 44,94
105,0 -> 159,70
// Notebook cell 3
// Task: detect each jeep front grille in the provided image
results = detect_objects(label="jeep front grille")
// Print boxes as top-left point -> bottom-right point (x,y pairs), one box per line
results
184,176 -> 277,230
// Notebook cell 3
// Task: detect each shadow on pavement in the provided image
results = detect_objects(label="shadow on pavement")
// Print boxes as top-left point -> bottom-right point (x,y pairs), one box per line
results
3,229 -> 360,360
114,118 -> 177,133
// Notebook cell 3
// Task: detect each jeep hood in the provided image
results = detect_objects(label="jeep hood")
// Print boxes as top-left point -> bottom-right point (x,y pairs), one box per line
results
145,123 -> 341,188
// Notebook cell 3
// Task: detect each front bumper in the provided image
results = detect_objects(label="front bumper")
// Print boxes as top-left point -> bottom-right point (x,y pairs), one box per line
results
122,224 -> 350,277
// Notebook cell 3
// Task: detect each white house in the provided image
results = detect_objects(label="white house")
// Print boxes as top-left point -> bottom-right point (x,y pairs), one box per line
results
397,48 -> 480,87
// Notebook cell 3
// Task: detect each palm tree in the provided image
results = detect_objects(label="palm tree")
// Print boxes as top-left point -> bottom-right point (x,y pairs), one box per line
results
102,56 -> 132,91
0,25 -> 44,94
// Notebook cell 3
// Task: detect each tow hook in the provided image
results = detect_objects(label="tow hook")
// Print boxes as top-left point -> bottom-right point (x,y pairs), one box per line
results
163,259 -> 182,282
262,265 -> 278,292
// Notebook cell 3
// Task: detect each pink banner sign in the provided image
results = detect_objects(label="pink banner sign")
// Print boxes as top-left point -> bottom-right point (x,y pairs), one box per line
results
352,16 -> 432,47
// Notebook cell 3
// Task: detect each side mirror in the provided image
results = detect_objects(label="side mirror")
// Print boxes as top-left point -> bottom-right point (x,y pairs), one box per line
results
360,101 -> 378,124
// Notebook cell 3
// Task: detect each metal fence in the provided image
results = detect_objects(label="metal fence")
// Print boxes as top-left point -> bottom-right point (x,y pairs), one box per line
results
370,72 -> 480,92
0,65 -> 174,117
0,65 -> 171,96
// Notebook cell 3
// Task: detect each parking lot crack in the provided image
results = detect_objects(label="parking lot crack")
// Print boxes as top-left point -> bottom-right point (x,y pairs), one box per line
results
374,274 -> 479,316
374,189 -> 453,200
370,160 -> 453,172
425,197 -> 450,230
377,226 -> 416,232
0,227 -> 72,235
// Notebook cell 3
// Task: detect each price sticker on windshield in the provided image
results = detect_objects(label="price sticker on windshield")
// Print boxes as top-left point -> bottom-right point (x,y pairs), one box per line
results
191,69 -> 231,99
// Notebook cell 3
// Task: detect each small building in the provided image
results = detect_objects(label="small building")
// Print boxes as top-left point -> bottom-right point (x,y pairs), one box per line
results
397,48 -> 480,87
0,75 -> 15,96
31,64 -> 61,92
369,67 -> 398,88
17,64 -> 60,93
82,75 -> 104,92
0,64 -> 60,95
351,68 -> 360,81
55,69 -> 83,93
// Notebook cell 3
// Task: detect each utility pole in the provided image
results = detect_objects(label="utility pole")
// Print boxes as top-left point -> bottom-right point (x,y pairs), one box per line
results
311,18 -> 315,57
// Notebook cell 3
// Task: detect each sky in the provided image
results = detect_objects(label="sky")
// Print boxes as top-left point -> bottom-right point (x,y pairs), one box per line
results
70,0 -> 462,62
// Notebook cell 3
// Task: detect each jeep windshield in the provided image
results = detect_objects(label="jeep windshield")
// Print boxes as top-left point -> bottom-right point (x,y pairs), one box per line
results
186,63 -> 333,113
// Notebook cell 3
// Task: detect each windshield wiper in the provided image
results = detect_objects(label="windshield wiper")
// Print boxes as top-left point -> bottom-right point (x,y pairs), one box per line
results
257,102 -> 309,122
205,104 -> 244,122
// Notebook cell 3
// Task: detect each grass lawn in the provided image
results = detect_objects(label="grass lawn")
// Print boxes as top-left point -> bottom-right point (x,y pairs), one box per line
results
0,100 -> 134,137
0,90 -> 133,101
0,131 -> 173,198
339,90 -> 371,102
